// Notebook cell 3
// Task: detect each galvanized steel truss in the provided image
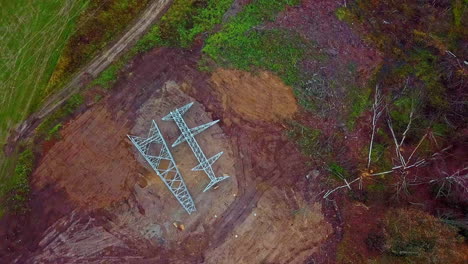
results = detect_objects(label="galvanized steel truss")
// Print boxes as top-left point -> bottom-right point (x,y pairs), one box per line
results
128,120 -> 196,214
163,102 -> 229,192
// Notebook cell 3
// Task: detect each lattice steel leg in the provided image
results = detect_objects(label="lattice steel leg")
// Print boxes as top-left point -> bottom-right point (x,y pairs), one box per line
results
128,120 -> 196,214
163,103 -> 229,192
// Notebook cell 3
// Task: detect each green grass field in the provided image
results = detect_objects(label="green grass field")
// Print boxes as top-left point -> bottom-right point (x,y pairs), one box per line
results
0,0 -> 89,193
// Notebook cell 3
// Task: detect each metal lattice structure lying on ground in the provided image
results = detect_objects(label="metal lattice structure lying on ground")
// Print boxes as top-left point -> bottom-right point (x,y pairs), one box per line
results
128,120 -> 196,214
163,102 -> 229,192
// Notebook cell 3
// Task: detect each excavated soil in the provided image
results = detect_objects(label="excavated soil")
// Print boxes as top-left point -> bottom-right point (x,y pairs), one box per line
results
205,189 -> 331,264
210,69 -> 298,123
32,105 -> 140,210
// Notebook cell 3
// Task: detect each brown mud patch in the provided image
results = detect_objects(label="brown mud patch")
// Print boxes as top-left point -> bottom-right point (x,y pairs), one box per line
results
210,69 -> 298,123
205,187 -> 332,264
32,105 -> 139,210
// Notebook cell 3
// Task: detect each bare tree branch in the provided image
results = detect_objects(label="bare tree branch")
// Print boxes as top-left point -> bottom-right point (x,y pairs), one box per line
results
323,177 -> 360,199
399,103 -> 414,146
429,166 -> 468,198
388,118 -> 407,168
367,85 -> 384,169
407,133 -> 428,165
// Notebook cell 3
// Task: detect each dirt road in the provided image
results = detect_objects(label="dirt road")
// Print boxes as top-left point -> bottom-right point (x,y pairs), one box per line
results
11,0 -> 172,143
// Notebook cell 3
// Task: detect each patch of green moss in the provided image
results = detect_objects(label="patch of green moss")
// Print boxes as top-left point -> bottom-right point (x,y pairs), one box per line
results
335,6 -> 353,22
46,123 -> 63,141
347,86 -> 372,129
390,96 -> 413,132
287,122 -> 323,157
328,162 -> 352,180
207,29 -> 307,85
91,61 -> 124,89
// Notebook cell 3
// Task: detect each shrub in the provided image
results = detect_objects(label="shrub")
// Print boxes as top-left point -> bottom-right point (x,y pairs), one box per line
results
46,0 -> 151,96
389,96 -> 413,131
366,231 -> 386,252
328,162 -> 351,180
0,148 -> 34,215
287,122 -> 323,157
203,0 -> 307,86
343,0 -> 466,139
94,94 -> 104,102
91,62 -> 123,89
134,24 -> 164,52
452,0 -> 466,28
335,6 -> 353,22
134,0 -> 234,52
406,48 -> 446,109
346,86 -> 371,129
382,208 -> 465,263
64,94 -> 84,114
36,94 -> 84,140
46,123 -> 63,141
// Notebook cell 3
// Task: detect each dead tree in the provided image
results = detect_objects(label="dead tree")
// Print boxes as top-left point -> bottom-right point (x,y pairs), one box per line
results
430,166 -> 468,198
367,85 -> 384,169
323,93 -> 430,199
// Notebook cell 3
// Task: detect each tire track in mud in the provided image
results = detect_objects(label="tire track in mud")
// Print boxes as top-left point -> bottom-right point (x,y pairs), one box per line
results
200,123 -> 308,248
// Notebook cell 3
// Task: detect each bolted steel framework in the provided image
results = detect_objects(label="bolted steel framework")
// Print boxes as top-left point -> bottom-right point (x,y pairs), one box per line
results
163,102 -> 229,192
128,120 -> 196,214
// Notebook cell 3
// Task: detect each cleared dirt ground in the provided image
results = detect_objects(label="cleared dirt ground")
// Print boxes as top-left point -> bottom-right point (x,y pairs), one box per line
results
0,0 -> 388,262
211,69 -> 298,123
1,46 -> 332,263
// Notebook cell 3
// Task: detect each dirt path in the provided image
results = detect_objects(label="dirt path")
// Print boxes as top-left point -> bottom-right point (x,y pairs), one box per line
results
10,0 -> 172,143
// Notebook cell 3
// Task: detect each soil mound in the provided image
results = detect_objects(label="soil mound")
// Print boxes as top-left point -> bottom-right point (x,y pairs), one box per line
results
32,105 -> 139,210
210,69 -> 298,123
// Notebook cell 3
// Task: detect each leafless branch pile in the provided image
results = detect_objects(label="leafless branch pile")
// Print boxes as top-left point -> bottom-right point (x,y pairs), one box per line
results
323,85 -> 467,200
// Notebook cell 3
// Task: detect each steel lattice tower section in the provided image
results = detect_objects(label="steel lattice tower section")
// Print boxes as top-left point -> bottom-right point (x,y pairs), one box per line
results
163,102 -> 229,192
128,120 -> 196,214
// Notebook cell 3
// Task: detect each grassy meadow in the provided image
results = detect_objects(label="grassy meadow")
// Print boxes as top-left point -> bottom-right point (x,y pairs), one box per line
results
0,0 -> 159,217
0,0 -> 89,215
